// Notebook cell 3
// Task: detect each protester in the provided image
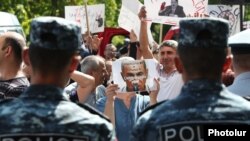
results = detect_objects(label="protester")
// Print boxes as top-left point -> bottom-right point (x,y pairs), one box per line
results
65,55 -> 108,108
131,18 -> 250,141
128,30 -> 142,60
104,44 -> 117,61
82,32 -> 103,55
228,29 -> 250,97
103,60 -> 113,87
65,70 -> 95,104
97,56 -> 159,141
151,41 -> 160,61
139,6 -> 183,101
0,32 -> 29,99
0,17 -> 115,140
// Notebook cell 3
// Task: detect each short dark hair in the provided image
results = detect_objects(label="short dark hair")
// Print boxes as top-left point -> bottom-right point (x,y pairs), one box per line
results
177,46 -> 227,79
80,55 -> 105,74
3,36 -> 25,64
178,18 -> 229,80
29,46 -> 76,74
159,40 -> 178,50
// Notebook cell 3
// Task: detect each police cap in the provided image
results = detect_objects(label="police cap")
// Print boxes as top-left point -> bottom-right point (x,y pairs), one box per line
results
30,16 -> 82,51
229,29 -> 250,55
178,18 -> 229,49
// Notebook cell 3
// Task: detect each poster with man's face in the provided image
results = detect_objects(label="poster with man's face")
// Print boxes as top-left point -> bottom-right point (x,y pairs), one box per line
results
112,59 -> 159,93
144,0 -> 208,25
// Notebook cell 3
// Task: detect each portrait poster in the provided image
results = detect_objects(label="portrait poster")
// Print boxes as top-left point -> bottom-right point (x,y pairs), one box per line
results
207,5 -> 242,36
144,0 -> 208,25
112,59 -> 159,93
65,4 -> 105,34
118,0 -> 155,44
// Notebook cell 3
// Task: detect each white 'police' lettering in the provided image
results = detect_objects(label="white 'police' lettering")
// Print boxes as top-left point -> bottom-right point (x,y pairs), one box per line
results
163,125 -> 203,141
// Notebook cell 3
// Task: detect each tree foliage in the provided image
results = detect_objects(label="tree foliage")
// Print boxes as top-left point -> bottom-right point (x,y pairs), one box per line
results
0,0 -> 249,42
0,0 -> 119,39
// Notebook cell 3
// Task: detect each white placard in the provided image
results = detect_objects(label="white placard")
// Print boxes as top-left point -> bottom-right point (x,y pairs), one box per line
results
118,0 -> 155,44
65,4 -> 105,34
208,5 -> 242,36
112,59 -> 159,93
144,0 -> 208,25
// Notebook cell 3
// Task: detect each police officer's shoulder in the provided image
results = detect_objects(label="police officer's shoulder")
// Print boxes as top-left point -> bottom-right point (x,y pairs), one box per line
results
140,100 -> 167,116
0,98 -> 14,105
76,102 -> 111,122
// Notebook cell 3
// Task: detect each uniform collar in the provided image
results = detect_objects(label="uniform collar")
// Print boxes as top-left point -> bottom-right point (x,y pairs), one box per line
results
182,79 -> 223,94
20,85 -> 67,101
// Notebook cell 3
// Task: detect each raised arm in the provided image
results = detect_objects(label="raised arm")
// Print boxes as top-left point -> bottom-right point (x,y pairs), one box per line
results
128,30 -> 142,60
138,6 -> 154,59
71,70 -> 95,104
104,84 -> 118,127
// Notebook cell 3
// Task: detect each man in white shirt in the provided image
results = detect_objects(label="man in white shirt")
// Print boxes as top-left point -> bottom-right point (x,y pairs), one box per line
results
138,7 -> 183,102
156,41 -> 183,101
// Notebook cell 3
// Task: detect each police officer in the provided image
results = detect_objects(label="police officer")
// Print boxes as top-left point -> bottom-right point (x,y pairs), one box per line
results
0,17 -> 115,141
228,29 -> 250,97
130,18 -> 250,141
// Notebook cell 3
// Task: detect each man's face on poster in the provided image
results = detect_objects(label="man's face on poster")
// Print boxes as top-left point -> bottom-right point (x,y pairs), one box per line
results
171,0 -> 178,8
121,61 -> 148,92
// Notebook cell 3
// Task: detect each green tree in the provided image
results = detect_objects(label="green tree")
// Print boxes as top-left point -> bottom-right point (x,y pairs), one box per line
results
1,0 -> 249,43
0,0 -> 119,38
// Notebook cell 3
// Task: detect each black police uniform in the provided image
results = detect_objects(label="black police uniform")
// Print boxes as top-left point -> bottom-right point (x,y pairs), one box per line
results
0,17 -> 115,141
131,18 -> 250,141
0,85 -> 115,141
131,80 -> 250,141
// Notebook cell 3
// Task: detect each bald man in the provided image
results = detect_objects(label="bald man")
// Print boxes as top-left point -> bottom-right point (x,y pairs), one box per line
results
0,32 -> 29,99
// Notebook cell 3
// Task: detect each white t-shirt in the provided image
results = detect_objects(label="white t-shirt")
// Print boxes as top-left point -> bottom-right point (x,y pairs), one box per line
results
157,70 -> 184,102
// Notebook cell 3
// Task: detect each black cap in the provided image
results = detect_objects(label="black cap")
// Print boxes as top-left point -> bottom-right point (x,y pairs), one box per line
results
179,18 -> 229,49
229,29 -> 250,55
30,16 -> 82,51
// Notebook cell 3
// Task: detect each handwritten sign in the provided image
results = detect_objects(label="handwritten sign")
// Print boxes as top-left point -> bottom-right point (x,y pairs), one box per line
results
118,0 -> 155,44
208,5 -> 242,36
65,4 -> 105,34
144,0 -> 208,25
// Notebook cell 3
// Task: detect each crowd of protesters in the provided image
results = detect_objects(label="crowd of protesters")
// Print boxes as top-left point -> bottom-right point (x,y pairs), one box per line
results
0,5 -> 250,141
